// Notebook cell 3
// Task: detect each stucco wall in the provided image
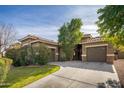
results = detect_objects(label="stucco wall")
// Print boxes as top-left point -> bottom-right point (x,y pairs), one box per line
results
118,51 -> 124,59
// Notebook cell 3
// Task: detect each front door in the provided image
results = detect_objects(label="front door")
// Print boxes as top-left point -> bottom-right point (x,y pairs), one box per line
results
50,49 -> 55,61
73,44 -> 82,60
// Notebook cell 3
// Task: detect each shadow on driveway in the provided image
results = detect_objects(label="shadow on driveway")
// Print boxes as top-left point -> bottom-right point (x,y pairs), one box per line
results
50,61 -> 114,73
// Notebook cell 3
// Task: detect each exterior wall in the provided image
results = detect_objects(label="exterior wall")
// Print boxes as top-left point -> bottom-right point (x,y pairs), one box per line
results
21,38 -> 36,46
82,41 -> 114,64
118,51 -> 124,59
19,35 -> 59,62
106,44 -> 114,64
10,43 -> 21,49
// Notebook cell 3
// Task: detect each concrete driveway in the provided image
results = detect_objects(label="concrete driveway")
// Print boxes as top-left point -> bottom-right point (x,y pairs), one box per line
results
24,61 -> 119,88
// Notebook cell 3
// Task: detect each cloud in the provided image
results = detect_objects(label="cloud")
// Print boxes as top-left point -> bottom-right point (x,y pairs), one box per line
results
81,24 -> 99,37
0,6 -> 104,40
82,24 -> 98,31
63,6 -> 103,24
62,6 -> 103,37
17,25 -> 59,41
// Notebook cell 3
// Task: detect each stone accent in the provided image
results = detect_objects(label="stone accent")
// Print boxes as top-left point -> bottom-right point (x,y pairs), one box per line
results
107,55 -> 114,64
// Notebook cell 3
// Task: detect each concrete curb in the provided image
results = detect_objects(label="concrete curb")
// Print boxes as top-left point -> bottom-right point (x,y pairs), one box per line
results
112,65 -> 120,82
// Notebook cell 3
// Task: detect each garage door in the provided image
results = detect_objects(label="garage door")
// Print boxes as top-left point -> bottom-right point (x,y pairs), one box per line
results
86,46 -> 107,62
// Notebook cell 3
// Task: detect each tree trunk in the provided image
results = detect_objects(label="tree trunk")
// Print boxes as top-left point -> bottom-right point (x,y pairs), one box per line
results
0,52 -> 2,58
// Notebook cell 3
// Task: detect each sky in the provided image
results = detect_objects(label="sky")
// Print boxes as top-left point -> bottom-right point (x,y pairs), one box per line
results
0,5 -> 104,41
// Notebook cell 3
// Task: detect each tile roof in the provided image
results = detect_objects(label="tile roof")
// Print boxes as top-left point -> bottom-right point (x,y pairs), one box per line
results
19,34 -> 58,46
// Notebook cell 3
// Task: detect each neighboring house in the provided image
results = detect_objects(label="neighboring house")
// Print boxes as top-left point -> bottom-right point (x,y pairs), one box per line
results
10,34 -> 124,64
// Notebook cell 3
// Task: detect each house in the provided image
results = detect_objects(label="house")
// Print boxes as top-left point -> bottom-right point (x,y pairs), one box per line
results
9,42 -> 21,49
82,35 -> 114,64
10,34 -> 123,64
73,34 -> 114,64
11,35 -> 59,61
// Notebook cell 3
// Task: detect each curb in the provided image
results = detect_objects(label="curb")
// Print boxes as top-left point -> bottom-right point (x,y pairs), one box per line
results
112,65 -> 120,82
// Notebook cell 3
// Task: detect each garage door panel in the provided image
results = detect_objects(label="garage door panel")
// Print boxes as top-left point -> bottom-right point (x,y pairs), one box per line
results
86,46 -> 106,62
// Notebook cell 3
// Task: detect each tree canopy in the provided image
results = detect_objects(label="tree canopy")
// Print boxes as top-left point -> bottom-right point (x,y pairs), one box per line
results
58,18 -> 83,60
96,5 -> 124,48
0,23 -> 17,56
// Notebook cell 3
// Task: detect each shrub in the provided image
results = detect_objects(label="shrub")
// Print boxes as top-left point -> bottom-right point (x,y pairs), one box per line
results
59,50 -> 66,61
6,44 -> 52,66
6,49 -> 21,66
0,58 -> 12,83
97,79 -> 121,88
6,46 -> 30,66
33,44 -> 51,65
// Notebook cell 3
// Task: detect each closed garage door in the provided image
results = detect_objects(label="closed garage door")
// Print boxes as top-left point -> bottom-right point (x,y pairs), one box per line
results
86,46 -> 107,62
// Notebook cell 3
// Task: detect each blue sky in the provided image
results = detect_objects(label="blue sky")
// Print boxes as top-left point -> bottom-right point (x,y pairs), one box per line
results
0,5 -> 104,41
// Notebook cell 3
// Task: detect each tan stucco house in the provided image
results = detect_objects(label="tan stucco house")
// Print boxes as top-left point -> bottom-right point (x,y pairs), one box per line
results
10,35 -> 59,61
10,34 -> 124,64
72,34 -> 115,64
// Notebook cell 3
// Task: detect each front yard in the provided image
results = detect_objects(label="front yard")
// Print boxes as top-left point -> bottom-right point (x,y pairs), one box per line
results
114,59 -> 124,87
1,64 -> 60,88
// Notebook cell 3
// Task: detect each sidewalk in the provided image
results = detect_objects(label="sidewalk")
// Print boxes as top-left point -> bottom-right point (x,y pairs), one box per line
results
114,59 -> 124,87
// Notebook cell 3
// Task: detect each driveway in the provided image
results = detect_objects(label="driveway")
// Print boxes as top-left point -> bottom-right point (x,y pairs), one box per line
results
24,61 -> 119,88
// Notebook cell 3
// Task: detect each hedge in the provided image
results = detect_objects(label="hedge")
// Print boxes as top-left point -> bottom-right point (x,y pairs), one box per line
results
6,44 -> 52,66
0,58 -> 12,83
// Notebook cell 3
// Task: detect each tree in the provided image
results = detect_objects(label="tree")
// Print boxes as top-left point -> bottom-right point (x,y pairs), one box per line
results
0,23 -> 17,56
96,5 -> 124,48
58,18 -> 83,60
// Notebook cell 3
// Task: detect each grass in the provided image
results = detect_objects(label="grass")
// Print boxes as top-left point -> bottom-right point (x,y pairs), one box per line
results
0,58 -> 12,84
2,64 -> 60,88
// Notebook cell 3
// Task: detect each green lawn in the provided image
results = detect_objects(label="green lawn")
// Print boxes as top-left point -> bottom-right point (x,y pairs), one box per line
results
3,64 -> 60,88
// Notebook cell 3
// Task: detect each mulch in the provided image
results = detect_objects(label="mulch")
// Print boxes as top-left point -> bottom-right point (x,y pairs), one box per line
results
114,59 -> 124,87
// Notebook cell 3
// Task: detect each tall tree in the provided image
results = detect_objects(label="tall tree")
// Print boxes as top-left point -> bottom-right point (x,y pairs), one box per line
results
58,18 -> 83,60
0,23 -> 16,56
96,5 -> 124,48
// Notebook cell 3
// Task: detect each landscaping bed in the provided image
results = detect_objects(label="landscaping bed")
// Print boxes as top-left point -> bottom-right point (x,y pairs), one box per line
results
114,59 -> 124,87
1,64 -> 60,88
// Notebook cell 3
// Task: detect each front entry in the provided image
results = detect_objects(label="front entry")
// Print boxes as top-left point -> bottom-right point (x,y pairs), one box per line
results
73,44 -> 82,60
50,48 -> 55,61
